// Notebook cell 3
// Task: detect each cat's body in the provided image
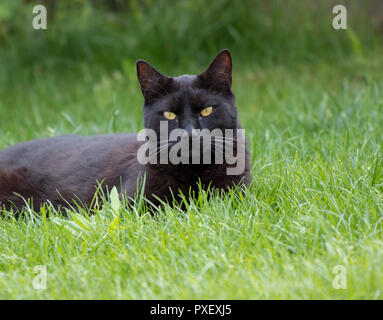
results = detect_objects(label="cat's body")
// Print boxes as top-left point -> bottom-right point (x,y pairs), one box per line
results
0,50 -> 250,211
0,134 -> 142,210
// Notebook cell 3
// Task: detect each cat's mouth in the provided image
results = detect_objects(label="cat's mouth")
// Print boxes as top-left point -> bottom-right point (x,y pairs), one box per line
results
146,134 -> 237,166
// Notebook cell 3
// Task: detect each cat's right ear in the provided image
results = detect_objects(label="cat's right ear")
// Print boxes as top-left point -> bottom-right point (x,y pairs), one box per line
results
196,49 -> 233,95
136,60 -> 172,103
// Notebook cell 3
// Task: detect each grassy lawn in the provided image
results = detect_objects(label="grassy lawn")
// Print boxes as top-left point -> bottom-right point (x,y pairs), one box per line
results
0,49 -> 382,298
1,0 -> 383,300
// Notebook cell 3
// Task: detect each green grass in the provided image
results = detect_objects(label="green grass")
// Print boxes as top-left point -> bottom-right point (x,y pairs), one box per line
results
0,51 -> 383,299
0,0 -> 383,300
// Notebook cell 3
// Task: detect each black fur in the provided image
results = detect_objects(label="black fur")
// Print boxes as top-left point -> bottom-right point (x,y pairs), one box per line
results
0,50 -> 250,211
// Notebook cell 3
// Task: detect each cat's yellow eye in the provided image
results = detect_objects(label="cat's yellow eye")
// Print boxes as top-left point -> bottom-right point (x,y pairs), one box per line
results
201,106 -> 213,117
163,111 -> 176,120
200,106 -> 213,117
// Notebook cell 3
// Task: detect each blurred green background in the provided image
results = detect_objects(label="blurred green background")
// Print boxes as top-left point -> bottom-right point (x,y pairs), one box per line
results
0,0 -> 381,73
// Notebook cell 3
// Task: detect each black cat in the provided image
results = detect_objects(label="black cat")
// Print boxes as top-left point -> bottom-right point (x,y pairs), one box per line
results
0,50 -> 250,211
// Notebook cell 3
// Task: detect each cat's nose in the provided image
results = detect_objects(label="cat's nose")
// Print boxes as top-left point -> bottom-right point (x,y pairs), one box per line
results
183,124 -> 197,138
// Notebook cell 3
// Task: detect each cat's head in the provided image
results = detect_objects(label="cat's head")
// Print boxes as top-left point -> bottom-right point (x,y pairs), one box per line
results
136,50 -> 238,137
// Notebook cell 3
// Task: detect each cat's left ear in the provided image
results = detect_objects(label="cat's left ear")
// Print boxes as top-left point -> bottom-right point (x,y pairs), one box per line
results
197,49 -> 232,94
136,60 -> 173,103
